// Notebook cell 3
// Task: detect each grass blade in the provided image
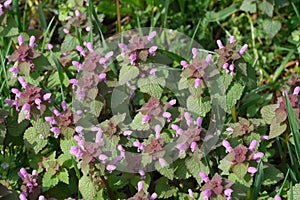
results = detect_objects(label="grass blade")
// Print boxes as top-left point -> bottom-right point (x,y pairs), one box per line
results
273,49 -> 295,82
251,161 -> 264,200
284,93 -> 300,166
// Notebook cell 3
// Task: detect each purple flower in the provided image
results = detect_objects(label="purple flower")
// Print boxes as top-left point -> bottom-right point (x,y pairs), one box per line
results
155,124 -> 162,139
206,54 -> 213,63
86,42 -> 93,52
133,141 -> 144,152
85,26 -> 90,32
222,140 -> 233,153
50,127 -> 61,138
247,166 -> 257,176
38,195 -> 47,200
9,67 -> 20,77
150,193 -> 157,200
139,169 -> 146,179
129,52 -> 137,65
99,73 -> 107,82
34,98 -> 42,110
149,46 -> 158,56
171,124 -> 183,136
29,36 -> 35,48
249,140 -> 257,151
75,10 -> 80,17
274,195 -> 282,200
192,48 -> 198,59
51,108 -> 60,116
196,117 -> 203,127
19,192 -> 27,200
199,172 -> 210,183
47,43 -> 53,51
18,35 -> 24,45
61,101 -> 67,111
184,112 -> 192,126
253,152 -> 264,162
190,141 -> 197,152
63,28 -> 69,34
142,115 -> 151,125
180,60 -> 189,69
226,127 -> 234,135
188,189 -> 194,199
239,44 -> 248,55
138,181 -> 144,192
294,86 -> 300,95
21,103 -> 31,120
70,146 -> 83,159
224,188 -> 233,197
147,31 -> 156,41
162,112 -> 172,122
159,158 -> 167,167
99,154 -> 108,163
18,76 -> 27,88
4,0 -> 12,8
229,36 -> 235,43
203,189 -> 212,198
176,143 -> 188,151
43,93 -> 51,101
217,40 -> 224,49
106,164 -> 116,173
168,99 -> 176,107
195,78 -> 201,88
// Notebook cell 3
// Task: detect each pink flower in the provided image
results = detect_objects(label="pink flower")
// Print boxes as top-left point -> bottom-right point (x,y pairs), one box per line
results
190,142 -> 197,152
47,43 -> 53,51
155,124 -> 162,139
50,127 -> 61,138
226,127 -> 234,135
9,67 -> 20,77
99,73 -> 107,82
274,195 -> 282,200
99,154 -> 108,163
18,35 -> 24,45
159,158 -> 167,167
29,36 -> 35,48
247,166 -> 257,176
43,93 -> 51,101
253,152 -> 264,162
147,31 -> 156,41
249,140 -> 257,151
168,99 -> 177,107
188,189 -> 194,199
180,60 -> 189,69
196,117 -> 203,127
224,188 -> 233,197
195,78 -> 201,88
139,169 -> 146,179
203,189 -> 212,197
106,164 -> 116,173
149,46 -> 158,56
70,146 -> 83,159
239,44 -> 248,55
75,10 -> 80,17
45,116 -> 56,126
138,181 -> 144,192
199,172 -> 209,183
162,112 -> 172,122
294,86 -> 300,95
85,26 -> 91,32
150,193 -> 157,200
142,115 -> 151,124
217,40 -> 224,49
52,108 -> 60,116
61,101 -> 67,111
222,140 -> 233,153
171,124 -> 183,136
229,36 -> 235,43
192,48 -> 198,59
63,28 -> 69,34
129,52 -> 137,65
206,54 -> 213,63
133,141 -> 144,152
18,76 -> 27,88
184,112 -> 192,126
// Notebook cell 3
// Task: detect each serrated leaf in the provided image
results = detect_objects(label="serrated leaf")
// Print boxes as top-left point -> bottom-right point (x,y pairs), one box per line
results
79,175 -> 97,200
108,174 -> 130,190
240,0 -> 257,13
60,138 -> 77,157
258,0 -> 274,17
187,96 -> 211,117
218,158 -> 232,174
42,172 -> 59,191
57,168 -> 69,184
262,164 -> 284,186
130,113 -> 150,131
185,157 -> 209,185
226,82 -> 245,113
61,34 -> 78,52
0,16 -> 19,37
263,19 -> 281,38
269,118 -> 287,139
18,62 -> 31,77
232,162 -> 249,179
138,77 -> 165,99
24,127 -> 47,153
156,163 -> 175,180
261,104 -> 278,124
31,118 -> 50,137
119,65 -> 139,85
288,183 -> 300,199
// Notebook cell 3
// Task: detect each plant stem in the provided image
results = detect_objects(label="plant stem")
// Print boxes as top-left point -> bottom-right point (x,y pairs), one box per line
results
116,0 -> 121,33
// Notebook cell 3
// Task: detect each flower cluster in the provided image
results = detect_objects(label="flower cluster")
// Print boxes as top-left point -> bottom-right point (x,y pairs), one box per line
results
181,48 -> 212,88
222,139 -> 264,177
5,78 -> 51,120
7,35 -> 40,76
0,0 -> 11,15
215,36 -> 248,76
200,173 -> 233,200
18,168 -> 38,197
128,181 -> 157,200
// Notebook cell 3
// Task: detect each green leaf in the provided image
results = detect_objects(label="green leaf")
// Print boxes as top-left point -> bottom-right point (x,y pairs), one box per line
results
31,118 -> 50,138
174,159 -> 191,179
240,0 -> 257,13
79,175 -> 97,200
225,82 -> 245,113
261,104 -> 278,124
57,168 -> 69,185
269,118 -> 287,139
0,16 -> 19,37
156,163 -> 175,180
23,127 -> 48,154
258,0 -> 274,17
130,113 -> 150,131
218,158 -> 232,174
232,162 -> 249,179
60,138 -> 77,158
138,76 -> 165,99
119,65 -> 139,85
263,19 -> 281,38
262,164 -> 284,186
155,177 -> 178,199
18,62 -> 31,77
288,183 -> 300,200
108,174 -> 130,190
42,171 -> 59,191
61,34 -> 78,52
186,96 -> 211,117
185,157 -> 209,185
